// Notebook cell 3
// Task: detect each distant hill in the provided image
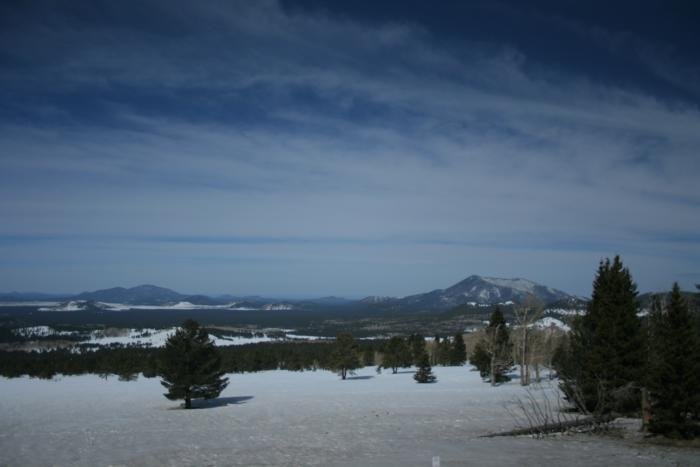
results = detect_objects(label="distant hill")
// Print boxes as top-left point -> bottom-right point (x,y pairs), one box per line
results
73,285 -> 185,305
63,285 -> 300,310
395,275 -> 574,310
1,276 -> 581,312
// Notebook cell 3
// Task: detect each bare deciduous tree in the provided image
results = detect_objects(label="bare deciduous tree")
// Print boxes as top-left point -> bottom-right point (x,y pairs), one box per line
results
513,295 -> 544,386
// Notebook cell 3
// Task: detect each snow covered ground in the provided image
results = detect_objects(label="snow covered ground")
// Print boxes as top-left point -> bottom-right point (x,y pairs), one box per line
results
1,367 -> 695,466
10,326 -> 325,348
531,317 -> 571,332
85,328 -> 278,347
35,301 -> 273,311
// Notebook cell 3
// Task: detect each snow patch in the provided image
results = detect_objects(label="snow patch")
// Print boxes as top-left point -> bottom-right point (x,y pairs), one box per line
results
531,317 -> 570,332
545,308 -> 585,316
262,303 -> 294,311
12,326 -> 77,338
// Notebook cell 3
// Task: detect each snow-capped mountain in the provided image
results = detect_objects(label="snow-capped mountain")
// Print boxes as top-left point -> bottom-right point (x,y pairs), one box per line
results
397,275 -> 573,309
19,277 -> 577,313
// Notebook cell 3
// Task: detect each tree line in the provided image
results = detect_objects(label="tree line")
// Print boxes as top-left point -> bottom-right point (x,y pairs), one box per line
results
554,256 -> 700,438
0,330 -> 467,381
465,256 -> 700,439
468,306 -> 567,386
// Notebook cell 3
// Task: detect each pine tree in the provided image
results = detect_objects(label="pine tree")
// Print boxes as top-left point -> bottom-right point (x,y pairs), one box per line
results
430,335 -> 441,365
437,337 -> 452,365
159,320 -> 228,409
407,334 -> 426,365
330,332 -> 361,380
557,256 -> 643,415
486,307 -> 513,384
470,341 -> 491,379
449,332 -> 467,365
381,336 -> 412,374
469,308 -> 512,384
362,347 -> 376,367
414,350 -> 436,383
647,284 -> 700,438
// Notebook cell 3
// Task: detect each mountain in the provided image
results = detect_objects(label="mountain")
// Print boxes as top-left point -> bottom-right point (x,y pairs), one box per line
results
8,276 -> 576,311
73,285 -> 184,305
67,285 -> 299,310
397,275 -> 574,310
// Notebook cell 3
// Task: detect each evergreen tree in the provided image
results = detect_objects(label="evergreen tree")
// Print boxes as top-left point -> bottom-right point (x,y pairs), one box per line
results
430,335 -> 441,365
330,332 -> 361,380
437,337 -> 452,365
469,308 -> 512,384
414,350 -> 436,383
407,334 -> 426,365
449,332 -> 467,365
647,283 -> 700,438
362,347 -> 376,367
159,320 -> 228,409
557,256 -> 643,415
381,336 -> 412,374
488,307 -> 513,384
469,341 -> 491,379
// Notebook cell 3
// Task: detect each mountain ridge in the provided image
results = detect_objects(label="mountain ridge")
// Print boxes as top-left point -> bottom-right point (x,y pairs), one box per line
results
74,284 -> 184,305
4,275 -> 578,309
377,275 -> 575,310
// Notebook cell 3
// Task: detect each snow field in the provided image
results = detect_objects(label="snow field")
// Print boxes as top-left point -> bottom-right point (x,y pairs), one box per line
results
10,326 -> 323,348
1,366 -> 696,466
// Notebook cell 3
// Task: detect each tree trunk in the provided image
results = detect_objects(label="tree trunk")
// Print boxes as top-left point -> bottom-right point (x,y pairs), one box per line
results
641,387 -> 651,432
490,353 -> 496,387
185,396 -> 192,409
520,328 -> 528,386
341,368 -> 347,380
524,360 -> 529,386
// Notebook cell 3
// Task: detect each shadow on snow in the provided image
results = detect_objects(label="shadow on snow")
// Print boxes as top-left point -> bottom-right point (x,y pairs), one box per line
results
183,395 -> 254,409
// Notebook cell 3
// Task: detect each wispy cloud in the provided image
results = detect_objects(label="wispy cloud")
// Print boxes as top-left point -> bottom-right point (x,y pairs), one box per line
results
1,1 -> 699,295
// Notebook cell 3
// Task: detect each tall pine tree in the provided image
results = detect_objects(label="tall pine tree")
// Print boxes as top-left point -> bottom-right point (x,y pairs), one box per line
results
469,308 -> 512,385
381,336 -> 412,374
159,320 -> 229,409
414,350 -> 437,383
558,256 -> 643,415
647,283 -> 700,438
449,332 -> 467,366
330,332 -> 361,380
407,334 -> 426,365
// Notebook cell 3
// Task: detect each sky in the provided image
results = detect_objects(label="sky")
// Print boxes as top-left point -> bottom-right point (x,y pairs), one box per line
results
1,0 -> 699,298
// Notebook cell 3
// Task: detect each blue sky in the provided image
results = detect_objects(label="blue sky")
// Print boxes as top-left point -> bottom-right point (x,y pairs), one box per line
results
1,0 -> 699,297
